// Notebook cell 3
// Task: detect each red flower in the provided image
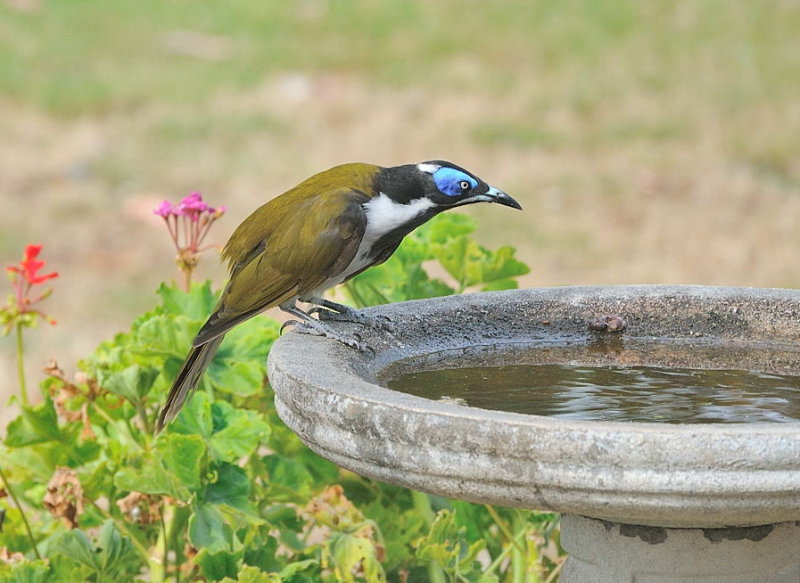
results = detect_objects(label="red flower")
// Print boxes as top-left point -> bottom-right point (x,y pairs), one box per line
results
7,244 -> 58,285
4,244 -> 58,331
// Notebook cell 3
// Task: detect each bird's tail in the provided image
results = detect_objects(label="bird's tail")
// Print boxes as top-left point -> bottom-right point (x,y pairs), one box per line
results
155,335 -> 224,433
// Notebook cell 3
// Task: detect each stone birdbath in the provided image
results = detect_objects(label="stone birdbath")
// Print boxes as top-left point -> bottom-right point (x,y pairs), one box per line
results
267,286 -> 800,582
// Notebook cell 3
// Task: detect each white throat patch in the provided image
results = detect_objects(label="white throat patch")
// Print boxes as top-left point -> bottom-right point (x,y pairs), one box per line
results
362,193 -> 435,243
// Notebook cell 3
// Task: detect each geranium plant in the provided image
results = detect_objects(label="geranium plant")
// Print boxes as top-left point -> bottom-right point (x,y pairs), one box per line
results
2,244 -> 58,405
0,215 -> 564,583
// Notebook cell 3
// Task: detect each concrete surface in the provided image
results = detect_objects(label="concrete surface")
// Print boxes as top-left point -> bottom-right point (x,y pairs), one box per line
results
560,515 -> 800,583
268,285 -> 800,528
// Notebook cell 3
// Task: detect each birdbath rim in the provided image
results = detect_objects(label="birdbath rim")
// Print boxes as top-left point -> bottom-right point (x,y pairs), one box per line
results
267,285 -> 800,527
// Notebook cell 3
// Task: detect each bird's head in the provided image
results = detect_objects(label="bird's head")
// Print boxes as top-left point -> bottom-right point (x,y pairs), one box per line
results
377,161 -> 522,211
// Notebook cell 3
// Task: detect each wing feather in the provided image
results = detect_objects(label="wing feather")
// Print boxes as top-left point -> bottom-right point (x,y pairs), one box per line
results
193,188 -> 369,345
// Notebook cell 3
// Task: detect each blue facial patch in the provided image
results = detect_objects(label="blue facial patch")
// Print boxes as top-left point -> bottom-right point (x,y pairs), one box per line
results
433,167 -> 478,197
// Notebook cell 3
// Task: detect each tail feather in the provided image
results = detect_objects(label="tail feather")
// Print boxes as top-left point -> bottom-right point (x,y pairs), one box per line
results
155,335 -> 225,433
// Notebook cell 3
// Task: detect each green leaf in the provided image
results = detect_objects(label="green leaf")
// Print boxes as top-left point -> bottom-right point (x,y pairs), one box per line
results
431,239 -> 529,292
262,453 -> 338,501
135,314 -> 199,359
0,556 -> 92,583
221,565 -> 283,583
241,530 -> 281,573
189,503 -> 233,553
406,277 -> 454,301
195,548 -> 242,581
2,444 -> 67,483
207,403 -> 270,463
472,245 -> 530,288
360,504 -> 426,572
481,278 -> 518,291
204,463 -> 251,513
449,500 -> 493,542
424,213 -> 476,243
49,520 -> 135,578
4,399 -> 61,447
45,556 -> 94,583
211,316 -> 278,398
157,281 -> 217,320
278,559 -> 319,578
208,360 -> 265,398
171,390 -> 214,438
0,561 -> 50,583
344,239 -> 454,307
114,453 -> 189,500
222,315 -> 280,358
95,520 -> 135,575
102,364 -> 160,404
261,503 -> 303,531
328,531 -> 386,583
171,394 -> 268,462
415,510 -> 486,579
429,236 -> 481,288
155,433 -> 206,492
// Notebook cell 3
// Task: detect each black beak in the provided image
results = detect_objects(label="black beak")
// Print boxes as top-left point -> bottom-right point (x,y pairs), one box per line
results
484,185 -> 522,210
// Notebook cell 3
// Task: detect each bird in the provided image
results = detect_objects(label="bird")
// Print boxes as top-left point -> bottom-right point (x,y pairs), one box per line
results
155,160 -> 521,432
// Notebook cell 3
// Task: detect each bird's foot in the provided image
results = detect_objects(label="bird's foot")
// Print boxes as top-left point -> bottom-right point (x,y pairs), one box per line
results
281,319 -> 371,352
311,305 -> 395,332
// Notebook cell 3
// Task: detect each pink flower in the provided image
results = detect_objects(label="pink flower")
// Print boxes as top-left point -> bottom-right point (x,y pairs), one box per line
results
153,191 -> 226,291
208,205 -> 227,217
153,200 -> 176,217
177,192 -> 208,221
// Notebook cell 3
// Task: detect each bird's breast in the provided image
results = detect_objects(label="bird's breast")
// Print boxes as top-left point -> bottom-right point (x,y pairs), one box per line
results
309,193 -> 436,296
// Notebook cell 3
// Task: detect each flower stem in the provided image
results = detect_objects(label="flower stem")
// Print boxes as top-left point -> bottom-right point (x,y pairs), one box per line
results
411,491 -> 447,583
149,513 -> 167,583
15,323 -> 28,406
485,504 -> 526,555
0,464 -> 41,559
181,267 -> 191,293
154,503 -> 176,583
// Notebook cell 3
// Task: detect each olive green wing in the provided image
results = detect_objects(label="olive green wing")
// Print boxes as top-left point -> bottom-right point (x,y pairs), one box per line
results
193,189 -> 369,345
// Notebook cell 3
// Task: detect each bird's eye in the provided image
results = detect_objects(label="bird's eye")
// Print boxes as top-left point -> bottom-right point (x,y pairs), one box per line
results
459,180 -> 471,191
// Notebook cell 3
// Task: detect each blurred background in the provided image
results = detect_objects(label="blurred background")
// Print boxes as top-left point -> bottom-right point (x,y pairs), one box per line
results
2,0 -> 800,425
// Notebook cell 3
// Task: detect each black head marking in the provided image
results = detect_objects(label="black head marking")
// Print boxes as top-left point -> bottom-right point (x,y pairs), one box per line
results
377,161 -> 492,207
375,164 -> 427,205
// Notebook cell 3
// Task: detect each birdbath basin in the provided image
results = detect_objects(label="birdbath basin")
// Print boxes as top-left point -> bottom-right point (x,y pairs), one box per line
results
267,286 -> 800,582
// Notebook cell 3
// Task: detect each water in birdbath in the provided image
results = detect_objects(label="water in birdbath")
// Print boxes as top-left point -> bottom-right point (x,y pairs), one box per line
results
380,340 -> 800,424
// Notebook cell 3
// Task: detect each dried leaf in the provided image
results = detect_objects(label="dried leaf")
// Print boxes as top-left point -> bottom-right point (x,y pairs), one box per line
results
0,546 -> 25,564
43,467 -> 84,529
116,491 -> 161,525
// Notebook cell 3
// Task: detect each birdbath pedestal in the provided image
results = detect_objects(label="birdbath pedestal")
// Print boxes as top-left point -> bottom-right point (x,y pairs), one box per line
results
267,286 -> 800,582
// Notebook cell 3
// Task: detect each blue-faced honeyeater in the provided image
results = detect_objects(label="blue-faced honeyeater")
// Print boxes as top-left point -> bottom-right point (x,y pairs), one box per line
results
155,161 -> 521,431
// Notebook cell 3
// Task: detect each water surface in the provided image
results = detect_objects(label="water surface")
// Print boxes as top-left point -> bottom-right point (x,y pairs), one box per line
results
383,345 -> 800,423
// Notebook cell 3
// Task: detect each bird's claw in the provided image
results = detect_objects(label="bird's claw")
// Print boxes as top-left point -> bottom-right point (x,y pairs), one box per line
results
291,322 -> 372,353
314,307 -> 395,332
280,319 -> 301,334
